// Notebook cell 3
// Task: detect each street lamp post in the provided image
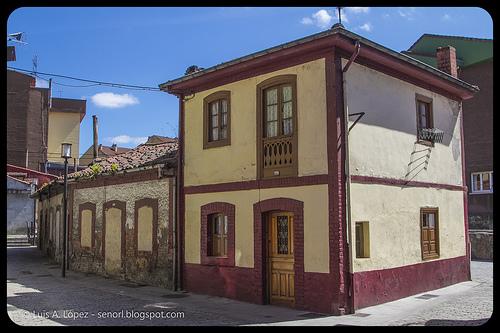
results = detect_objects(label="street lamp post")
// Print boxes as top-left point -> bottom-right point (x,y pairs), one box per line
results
61,143 -> 72,278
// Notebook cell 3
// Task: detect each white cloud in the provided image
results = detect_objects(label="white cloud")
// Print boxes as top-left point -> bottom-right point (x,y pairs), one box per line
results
398,7 -> 417,20
312,9 -> 334,28
301,9 -> 345,29
106,135 -> 147,146
382,13 -> 390,19
91,92 -> 139,109
300,17 -> 313,25
359,22 -> 373,32
442,13 -> 452,21
345,7 -> 370,14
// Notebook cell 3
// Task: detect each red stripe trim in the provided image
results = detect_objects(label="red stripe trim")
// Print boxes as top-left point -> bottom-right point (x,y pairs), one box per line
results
353,255 -> 469,309
184,174 -> 329,194
351,175 -> 466,191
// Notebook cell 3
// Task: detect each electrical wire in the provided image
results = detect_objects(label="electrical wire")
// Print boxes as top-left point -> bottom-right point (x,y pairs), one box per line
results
7,66 -> 163,92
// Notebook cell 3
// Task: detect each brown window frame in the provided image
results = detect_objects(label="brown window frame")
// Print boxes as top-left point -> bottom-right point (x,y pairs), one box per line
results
207,213 -> 228,257
420,208 -> 440,260
256,75 -> 298,179
415,93 -> 434,147
200,202 -> 235,267
355,221 -> 370,258
203,90 -> 231,149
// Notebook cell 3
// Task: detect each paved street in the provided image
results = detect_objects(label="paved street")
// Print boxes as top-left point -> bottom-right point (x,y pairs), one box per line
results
7,246 -> 493,326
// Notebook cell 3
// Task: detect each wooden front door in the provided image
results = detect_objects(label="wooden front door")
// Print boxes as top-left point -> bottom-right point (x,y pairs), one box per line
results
268,212 -> 295,306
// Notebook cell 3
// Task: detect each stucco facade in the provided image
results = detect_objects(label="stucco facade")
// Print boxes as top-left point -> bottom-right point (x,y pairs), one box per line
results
47,111 -> 81,164
162,25 -> 476,315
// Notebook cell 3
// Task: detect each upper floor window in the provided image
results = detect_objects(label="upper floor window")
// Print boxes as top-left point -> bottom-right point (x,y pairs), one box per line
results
415,94 -> 434,146
264,84 -> 294,138
471,171 -> 493,193
203,91 -> 231,149
257,75 -> 298,179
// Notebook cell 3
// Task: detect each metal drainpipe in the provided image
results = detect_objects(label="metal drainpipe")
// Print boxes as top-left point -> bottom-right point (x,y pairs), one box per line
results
341,40 -> 360,312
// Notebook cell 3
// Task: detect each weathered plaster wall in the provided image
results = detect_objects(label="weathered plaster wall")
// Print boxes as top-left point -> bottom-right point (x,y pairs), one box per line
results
7,178 -> 35,234
80,210 -> 92,247
183,58 -> 328,186
185,184 -> 329,273
39,193 -> 63,262
71,177 -> 172,288
350,183 -> 466,272
344,60 -> 463,186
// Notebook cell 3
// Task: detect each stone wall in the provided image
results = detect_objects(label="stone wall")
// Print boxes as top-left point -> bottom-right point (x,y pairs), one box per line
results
469,230 -> 493,261
69,170 -> 174,289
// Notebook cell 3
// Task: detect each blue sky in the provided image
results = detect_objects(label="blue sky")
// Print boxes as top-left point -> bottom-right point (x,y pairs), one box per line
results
7,7 -> 493,156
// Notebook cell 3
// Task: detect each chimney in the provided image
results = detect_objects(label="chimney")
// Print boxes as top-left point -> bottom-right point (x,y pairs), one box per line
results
92,115 -> 99,159
436,46 -> 458,78
111,143 -> 117,152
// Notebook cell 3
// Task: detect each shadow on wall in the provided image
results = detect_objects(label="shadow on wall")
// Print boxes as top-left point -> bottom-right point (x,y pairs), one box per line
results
404,143 -> 432,182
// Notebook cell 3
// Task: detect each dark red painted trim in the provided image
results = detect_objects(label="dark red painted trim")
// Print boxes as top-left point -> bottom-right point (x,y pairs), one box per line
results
166,34 -> 472,101
253,198 -> 305,309
78,202 -> 96,250
353,256 -> 469,309
184,174 -> 329,194
200,202 -> 235,267
459,107 -> 471,279
133,198 -> 159,257
102,200 -> 127,265
331,50 -> 351,315
351,175 -> 467,192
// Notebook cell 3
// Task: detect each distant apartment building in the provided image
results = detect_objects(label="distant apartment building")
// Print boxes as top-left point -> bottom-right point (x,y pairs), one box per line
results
7,69 -> 49,171
7,69 -> 88,176
403,34 -> 493,226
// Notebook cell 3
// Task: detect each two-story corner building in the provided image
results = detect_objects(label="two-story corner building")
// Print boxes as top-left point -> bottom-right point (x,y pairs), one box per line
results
402,34 -> 493,227
159,24 -> 478,315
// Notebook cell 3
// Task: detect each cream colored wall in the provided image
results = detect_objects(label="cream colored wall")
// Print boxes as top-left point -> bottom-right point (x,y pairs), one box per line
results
344,60 -> 463,186
72,178 -> 170,253
185,184 -> 329,273
350,183 -> 466,272
47,112 -> 81,164
137,206 -> 153,252
80,209 -> 92,247
184,59 -> 328,187
104,207 -> 122,273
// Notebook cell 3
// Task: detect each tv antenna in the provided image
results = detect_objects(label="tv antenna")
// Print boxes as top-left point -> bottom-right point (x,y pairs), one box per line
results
32,55 -> 38,73
337,7 -> 343,25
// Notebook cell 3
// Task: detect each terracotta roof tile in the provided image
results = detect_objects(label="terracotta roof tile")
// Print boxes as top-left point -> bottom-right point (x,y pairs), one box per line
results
67,140 -> 178,180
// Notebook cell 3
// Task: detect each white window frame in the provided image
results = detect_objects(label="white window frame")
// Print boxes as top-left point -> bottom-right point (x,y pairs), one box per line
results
470,171 -> 493,194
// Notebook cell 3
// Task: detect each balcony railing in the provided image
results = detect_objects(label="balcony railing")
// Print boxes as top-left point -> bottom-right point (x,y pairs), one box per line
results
418,128 -> 444,144
262,136 -> 296,178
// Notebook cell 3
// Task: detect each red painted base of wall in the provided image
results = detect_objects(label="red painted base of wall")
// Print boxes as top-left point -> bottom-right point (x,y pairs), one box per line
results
352,256 -> 470,310
184,264 -> 337,314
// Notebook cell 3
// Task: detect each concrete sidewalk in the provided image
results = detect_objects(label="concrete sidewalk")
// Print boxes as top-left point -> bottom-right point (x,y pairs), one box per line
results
7,247 -> 493,326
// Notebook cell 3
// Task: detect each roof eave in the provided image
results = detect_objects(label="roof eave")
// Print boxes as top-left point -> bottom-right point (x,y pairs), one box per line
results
159,27 -> 478,98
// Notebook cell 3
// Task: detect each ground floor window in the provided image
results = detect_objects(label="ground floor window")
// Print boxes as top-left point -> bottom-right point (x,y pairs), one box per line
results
355,221 -> 370,258
421,208 -> 439,260
471,171 -> 493,193
208,213 -> 228,257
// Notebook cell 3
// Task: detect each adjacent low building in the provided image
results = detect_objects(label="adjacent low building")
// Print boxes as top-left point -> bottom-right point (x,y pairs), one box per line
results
34,139 -> 178,289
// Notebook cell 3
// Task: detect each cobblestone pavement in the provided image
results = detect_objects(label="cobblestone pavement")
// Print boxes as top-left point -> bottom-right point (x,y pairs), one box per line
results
7,247 -> 493,326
